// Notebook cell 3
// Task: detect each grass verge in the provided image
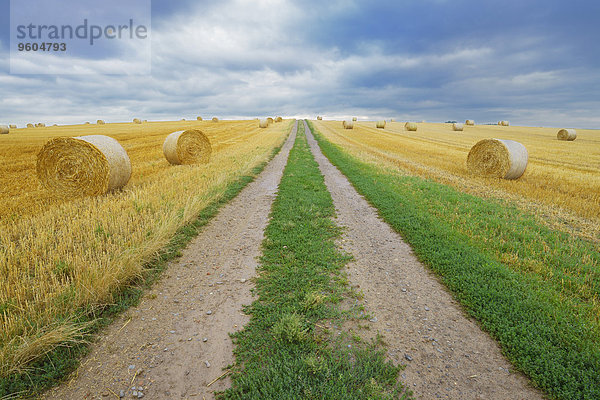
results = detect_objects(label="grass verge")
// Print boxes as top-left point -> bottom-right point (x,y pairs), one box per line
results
308,121 -> 600,400
0,133 -> 290,400
221,122 -> 408,399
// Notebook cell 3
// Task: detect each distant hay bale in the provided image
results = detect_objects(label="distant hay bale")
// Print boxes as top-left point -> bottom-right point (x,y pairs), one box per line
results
27,123 -> 34,128
259,119 -> 269,128
163,129 -> 212,165
9,124 -> 17,129
36,135 -> 132,197
85,122 -> 90,125
197,116 -> 203,121
36,123 -> 46,127
557,129 -> 577,141
352,117 -> 357,121
0,125 -> 9,134
143,120 -> 148,123
212,117 -> 219,122
133,118 -> 142,124
390,119 -> 395,122
498,120 -> 509,126
181,118 -> 186,121
465,120 -> 475,125
267,117 -> 274,124
97,120 -> 105,125
405,122 -> 418,131
275,116 -> 283,122
453,123 -> 464,131
467,138 -> 528,180
376,120 -> 386,129
317,116 -> 322,120
343,120 -> 354,129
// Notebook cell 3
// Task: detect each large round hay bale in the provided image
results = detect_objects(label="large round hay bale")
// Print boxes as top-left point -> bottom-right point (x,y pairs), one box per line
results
465,120 -> 475,125
405,122 -> 418,131
352,117 -> 357,122
163,129 -> 212,165
27,123 -> 34,128
84,122 -> 90,125
267,117 -> 274,124
557,129 -> 576,141
0,125 -> 9,134
259,119 -> 269,128
343,120 -> 354,129
212,117 -> 219,122
453,123 -> 464,131
197,116 -> 203,121
376,120 -> 386,129
9,124 -> 17,129
36,135 -> 132,197
133,118 -> 142,124
498,120 -> 509,126
275,116 -> 283,122
317,116 -> 322,120
467,138 -> 528,180
97,120 -> 105,125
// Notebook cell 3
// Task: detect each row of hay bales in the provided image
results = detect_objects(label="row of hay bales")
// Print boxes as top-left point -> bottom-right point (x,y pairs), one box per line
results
35,129 -> 212,197
258,116 -> 283,128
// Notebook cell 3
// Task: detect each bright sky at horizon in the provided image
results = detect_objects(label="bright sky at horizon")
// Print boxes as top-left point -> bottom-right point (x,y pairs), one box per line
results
0,0 -> 599,128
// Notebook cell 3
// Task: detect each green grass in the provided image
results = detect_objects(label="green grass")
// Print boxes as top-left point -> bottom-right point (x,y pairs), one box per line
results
308,121 -> 600,400
0,135 -> 290,400
221,122 -> 408,399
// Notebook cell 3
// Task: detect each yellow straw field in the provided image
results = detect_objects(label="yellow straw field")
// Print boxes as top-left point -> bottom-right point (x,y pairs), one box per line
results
0,120 -> 290,376
313,120 -> 600,241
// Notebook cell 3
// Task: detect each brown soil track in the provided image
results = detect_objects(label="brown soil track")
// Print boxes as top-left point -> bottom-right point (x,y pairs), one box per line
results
42,122 -> 298,400
303,120 -> 545,400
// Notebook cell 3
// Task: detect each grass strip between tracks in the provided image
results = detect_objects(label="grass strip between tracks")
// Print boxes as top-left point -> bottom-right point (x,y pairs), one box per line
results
0,131 -> 291,400
221,122 -> 409,399
308,121 -> 600,400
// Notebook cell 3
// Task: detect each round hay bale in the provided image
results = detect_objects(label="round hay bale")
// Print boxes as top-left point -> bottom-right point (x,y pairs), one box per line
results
317,116 -> 322,120
133,118 -> 142,124
36,123 -> 46,127
557,129 -> 576,141
467,138 -> 528,180
275,116 -> 283,122
267,117 -> 274,124
27,123 -> 34,128
197,116 -> 203,121
390,119 -> 395,122
212,117 -> 219,122
343,120 -> 354,129
498,120 -> 509,126
376,120 -> 386,129
0,125 -> 9,134
181,118 -> 186,121
97,120 -> 105,125
9,124 -> 17,129
143,120 -> 148,123
36,135 -> 132,197
352,117 -> 357,122
453,123 -> 464,131
85,122 -> 90,125
405,122 -> 418,131
259,119 -> 269,128
163,129 -> 212,165
465,120 -> 475,125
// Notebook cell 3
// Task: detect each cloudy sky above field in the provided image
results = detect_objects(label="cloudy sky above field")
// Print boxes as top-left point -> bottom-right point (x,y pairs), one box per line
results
0,0 -> 599,127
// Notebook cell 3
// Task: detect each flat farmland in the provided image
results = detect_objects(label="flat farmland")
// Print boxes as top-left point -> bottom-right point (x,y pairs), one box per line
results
314,120 -> 600,241
0,120 -> 290,377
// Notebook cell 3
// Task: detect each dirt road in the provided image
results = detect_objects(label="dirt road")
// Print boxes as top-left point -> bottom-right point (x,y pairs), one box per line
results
42,122 -> 297,400
304,120 -> 545,400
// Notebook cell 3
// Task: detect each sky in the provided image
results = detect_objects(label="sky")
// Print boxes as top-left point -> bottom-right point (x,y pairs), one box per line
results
0,0 -> 599,128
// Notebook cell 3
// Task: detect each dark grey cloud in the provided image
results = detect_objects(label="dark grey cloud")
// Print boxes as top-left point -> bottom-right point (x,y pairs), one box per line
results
0,0 -> 598,128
